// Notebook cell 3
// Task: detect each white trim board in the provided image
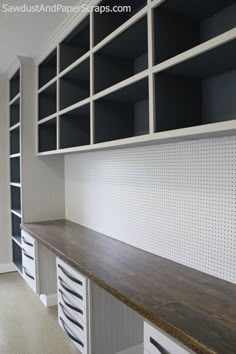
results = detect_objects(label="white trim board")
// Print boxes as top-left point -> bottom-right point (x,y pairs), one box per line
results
0,263 -> 16,274
39,293 -> 58,307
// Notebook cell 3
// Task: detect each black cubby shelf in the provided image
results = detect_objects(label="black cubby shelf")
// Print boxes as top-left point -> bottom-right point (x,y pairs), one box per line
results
60,16 -> 90,72
10,126 -> 20,155
154,0 -> 236,65
10,69 -> 20,101
95,78 -> 149,143
10,156 -> 20,183
155,39 -> 236,132
10,97 -> 20,127
11,186 -> 21,214
59,58 -> 90,110
94,15 -> 148,93
12,241 -> 22,273
38,82 -> 57,121
59,104 -> 90,149
38,118 -> 57,153
93,0 -> 147,46
38,49 -> 57,89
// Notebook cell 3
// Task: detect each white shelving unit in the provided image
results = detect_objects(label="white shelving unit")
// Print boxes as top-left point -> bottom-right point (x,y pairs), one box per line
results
7,57 -> 65,275
36,0 -> 236,156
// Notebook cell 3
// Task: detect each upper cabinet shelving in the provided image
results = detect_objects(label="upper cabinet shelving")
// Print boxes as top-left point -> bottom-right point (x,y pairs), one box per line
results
93,0 -> 147,45
10,69 -> 20,101
38,49 -> 57,89
60,16 -> 90,72
36,0 -> 236,155
153,0 -> 236,64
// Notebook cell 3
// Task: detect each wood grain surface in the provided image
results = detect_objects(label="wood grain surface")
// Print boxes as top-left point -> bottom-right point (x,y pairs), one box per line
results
21,220 -> 236,354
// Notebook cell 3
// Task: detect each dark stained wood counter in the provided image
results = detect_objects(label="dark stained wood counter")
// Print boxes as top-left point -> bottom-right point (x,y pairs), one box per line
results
21,220 -> 236,354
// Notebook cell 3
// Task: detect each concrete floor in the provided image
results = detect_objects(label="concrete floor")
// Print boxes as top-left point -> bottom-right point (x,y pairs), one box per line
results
0,272 -> 78,354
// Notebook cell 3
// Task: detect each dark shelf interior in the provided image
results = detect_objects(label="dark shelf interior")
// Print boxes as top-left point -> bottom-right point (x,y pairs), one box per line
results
11,185 -> 21,212
11,213 -> 21,242
60,16 -> 90,72
38,82 -> 57,120
10,127 -> 20,155
60,58 -> 90,110
60,104 -> 90,149
94,16 -> 148,93
10,156 -> 20,183
95,78 -> 149,143
155,40 -> 236,132
38,49 -> 57,88
38,118 -> 57,152
12,241 -> 22,273
154,0 -> 236,65
10,98 -> 20,127
10,69 -> 20,101
93,0 -> 146,45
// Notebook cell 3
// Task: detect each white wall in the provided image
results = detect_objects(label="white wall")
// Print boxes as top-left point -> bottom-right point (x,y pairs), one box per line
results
0,75 -> 12,267
65,136 -> 236,284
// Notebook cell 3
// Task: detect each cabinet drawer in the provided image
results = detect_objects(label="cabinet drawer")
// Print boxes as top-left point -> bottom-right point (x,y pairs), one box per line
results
58,288 -> 87,325
22,249 -> 36,277
58,300 -> 87,340
23,264 -> 37,293
59,310 -> 87,354
57,258 -> 86,296
144,322 -> 193,354
22,230 -> 35,258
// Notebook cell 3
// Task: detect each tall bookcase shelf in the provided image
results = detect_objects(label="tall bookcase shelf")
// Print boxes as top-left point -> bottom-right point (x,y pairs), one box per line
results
36,0 -> 236,156
8,57 -> 65,276
9,66 -> 22,272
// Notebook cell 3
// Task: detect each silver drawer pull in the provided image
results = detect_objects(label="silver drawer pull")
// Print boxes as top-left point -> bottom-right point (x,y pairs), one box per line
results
58,264 -> 83,286
23,266 -> 35,280
59,302 -> 84,331
23,249 -> 34,260
150,337 -> 169,354
60,316 -> 84,348
22,236 -> 33,247
58,276 -> 83,301
59,289 -> 83,315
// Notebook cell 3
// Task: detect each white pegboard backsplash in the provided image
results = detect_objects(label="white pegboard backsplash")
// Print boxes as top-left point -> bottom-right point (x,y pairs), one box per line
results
65,137 -> 236,284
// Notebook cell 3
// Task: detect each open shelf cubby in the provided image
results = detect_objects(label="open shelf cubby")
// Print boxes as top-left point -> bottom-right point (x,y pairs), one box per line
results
38,49 -> 57,88
93,0 -> 147,45
154,0 -> 236,65
59,104 -> 90,149
155,40 -> 236,132
95,78 -> 149,143
60,58 -> 90,110
11,185 -> 21,213
38,118 -> 57,152
10,97 -> 20,127
11,213 -> 22,244
10,156 -> 20,183
38,82 -> 57,120
94,16 -> 148,93
10,69 -> 20,101
10,126 -> 20,155
60,16 -> 89,72
12,241 -> 22,273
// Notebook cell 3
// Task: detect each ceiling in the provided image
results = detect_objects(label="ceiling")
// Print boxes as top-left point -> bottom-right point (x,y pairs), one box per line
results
0,0 -> 79,73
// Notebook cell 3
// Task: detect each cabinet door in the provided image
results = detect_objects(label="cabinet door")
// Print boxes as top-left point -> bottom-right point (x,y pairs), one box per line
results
144,322 -> 193,354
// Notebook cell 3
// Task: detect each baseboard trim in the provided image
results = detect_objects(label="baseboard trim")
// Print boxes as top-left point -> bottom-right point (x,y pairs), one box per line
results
40,293 -> 57,307
0,262 -> 16,274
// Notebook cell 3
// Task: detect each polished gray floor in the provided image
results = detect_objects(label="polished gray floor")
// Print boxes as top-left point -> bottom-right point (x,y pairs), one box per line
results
0,272 -> 78,354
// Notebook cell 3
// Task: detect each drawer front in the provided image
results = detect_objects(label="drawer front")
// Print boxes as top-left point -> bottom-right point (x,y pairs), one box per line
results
22,249 -> 36,277
22,231 -> 35,258
58,288 -> 87,325
22,263 -> 37,293
144,322 -> 193,354
58,306 -> 87,354
58,300 -> 87,340
57,258 -> 86,296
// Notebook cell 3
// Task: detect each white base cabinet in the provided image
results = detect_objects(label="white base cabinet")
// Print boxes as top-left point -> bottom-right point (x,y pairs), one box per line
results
22,230 -> 39,294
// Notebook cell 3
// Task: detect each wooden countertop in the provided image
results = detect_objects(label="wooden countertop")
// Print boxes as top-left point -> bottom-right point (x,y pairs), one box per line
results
21,220 -> 236,354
